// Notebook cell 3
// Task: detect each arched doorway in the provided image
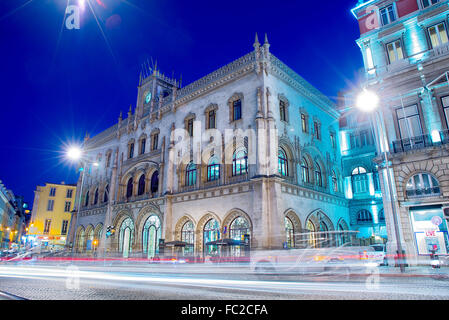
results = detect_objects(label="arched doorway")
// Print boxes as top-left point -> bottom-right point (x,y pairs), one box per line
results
119,217 -> 134,258
306,220 -> 316,248
203,219 -> 220,257
142,215 -> 161,258
285,217 -> 295,248
229,216 -> 250,257
181,220 -> 195,255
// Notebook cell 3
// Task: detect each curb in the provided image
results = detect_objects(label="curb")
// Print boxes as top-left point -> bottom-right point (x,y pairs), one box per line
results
0,291 -> 27,300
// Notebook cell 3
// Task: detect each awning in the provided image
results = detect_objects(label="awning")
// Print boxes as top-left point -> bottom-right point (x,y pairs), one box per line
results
164,241 -> 189,247
206,238 -> 242,246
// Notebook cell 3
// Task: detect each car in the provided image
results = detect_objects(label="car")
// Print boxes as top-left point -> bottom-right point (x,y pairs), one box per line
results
250,245 -> 381,280
369,244 -> 388,266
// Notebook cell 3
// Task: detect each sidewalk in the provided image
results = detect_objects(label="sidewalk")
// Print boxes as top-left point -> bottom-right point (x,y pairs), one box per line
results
363,266 -> 449,279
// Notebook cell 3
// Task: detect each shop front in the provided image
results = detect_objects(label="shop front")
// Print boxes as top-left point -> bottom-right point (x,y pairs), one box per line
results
410,206 -> 449,256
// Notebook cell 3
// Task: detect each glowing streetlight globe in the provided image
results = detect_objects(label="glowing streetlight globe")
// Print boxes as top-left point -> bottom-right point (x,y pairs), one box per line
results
67,147 -> 82,161
356,89 -> 379,113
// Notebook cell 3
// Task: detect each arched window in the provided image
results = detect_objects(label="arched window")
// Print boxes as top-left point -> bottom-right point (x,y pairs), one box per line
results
331,170 -> 338,192
301,157 -> 310,184
126,177 -> 133,198
84,191 -> 89,207
138,174 -> 146,196
357,210 -> 373,223
315,162 -> 322,187
278,148 -> 288,176
150,171 -> 159,194
229,216 -> 250,257
406,173 -> 440,198
207,157 -> 220,181
181,220 -> 195,255
203,219 -> 220,256
103,184 -> 109,203
306,220 -> 316,248
232,149 -> 248,176
94,188 -> 99,205
186,162 -> 197,186
142,215 -> 161,258
351,166 -> 368,194
119,217 -> 134,258
284,217 -> 294,248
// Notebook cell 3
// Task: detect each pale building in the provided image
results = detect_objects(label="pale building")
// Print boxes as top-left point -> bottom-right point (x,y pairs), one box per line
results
29,182 -> 77,249
69,35 -> 351,258
351,0 -> 449,264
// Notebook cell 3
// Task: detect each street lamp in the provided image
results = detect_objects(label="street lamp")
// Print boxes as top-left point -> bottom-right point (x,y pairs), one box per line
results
65,145 -> 102,255
356,89 -> 406,273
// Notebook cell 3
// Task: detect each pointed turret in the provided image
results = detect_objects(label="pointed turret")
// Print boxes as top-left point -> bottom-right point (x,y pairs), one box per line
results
253,33 -> 260,49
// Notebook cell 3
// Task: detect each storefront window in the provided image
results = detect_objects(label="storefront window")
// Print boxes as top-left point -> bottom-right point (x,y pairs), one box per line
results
142,215 -> 161,258
203,219 -> 220,257
410,207 -> 449,255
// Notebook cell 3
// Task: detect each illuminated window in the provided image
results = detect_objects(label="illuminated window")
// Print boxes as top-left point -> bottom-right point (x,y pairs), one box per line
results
306,220 -> 316,248
142,215 -> 161,258
232,149 -> 248,176
278,148 -> 288,176
230,217 -> 250,257
119,217 -> 134,257
386,39 -> 404,64
428,23 -> 449,48
203,219 -> 220,256
181,220 -> 195,255
285,217 -> 294,248
406,173 -> 440,198
380,5 -> 396,26
186,162 -> 197,186
207,157 -> 220,182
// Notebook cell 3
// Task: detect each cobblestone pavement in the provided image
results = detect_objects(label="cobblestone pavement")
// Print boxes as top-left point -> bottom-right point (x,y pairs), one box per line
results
0,263 -> 448,300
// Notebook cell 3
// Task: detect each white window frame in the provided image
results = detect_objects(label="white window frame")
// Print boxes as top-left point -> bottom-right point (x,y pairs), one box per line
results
428,22 -> 449,48
386,39 -> 405,64
379,4 -> 397,26
421,0 -> 440,9
47,199 -> 54,211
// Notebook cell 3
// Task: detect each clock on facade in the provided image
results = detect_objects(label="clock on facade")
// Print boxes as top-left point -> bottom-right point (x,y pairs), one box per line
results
144,91 -> 152,104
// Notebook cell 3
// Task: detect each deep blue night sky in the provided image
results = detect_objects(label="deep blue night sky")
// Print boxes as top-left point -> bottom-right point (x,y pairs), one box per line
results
0,0 -> 364,206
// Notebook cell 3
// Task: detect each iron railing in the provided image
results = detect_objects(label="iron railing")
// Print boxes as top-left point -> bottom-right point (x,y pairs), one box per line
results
392,130 -> 449,153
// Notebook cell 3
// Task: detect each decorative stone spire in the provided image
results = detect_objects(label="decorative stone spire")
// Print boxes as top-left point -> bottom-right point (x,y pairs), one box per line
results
253,33 -> 260,49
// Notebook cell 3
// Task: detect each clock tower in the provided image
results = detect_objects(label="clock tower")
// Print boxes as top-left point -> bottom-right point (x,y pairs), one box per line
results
136,63 -> 180,119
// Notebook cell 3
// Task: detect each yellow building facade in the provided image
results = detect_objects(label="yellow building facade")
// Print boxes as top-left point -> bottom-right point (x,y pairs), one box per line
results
29,182 -> 77,249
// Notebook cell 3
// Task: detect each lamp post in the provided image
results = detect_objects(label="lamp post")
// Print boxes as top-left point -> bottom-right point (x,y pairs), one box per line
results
356,89 -> 406,273
66,146 -> 98,254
